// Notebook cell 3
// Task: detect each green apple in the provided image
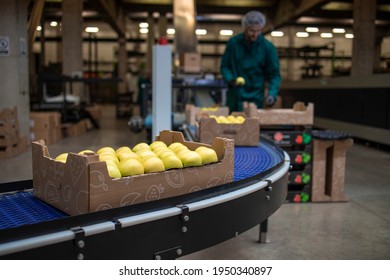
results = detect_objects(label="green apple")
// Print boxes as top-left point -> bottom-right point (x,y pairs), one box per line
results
227,115 -> 239,124
142,157 -> 165,173
137,150 -> 157,161
217,116 -> 228,123
105,159 -> 118,167
97,146 -> 116,155
168,142 -> 183,151
179,150 -> 202,167
78,149 -> 95,155
162,154 -> 183,169
195,147 -> 218,164
118,158 -> 144,176
117,151 -> 141,162
132,142 -> 151,153
236,76 -> 245,85
116,146 -> 132,155
99,153 -> 119,165
55,152 -> 68,163
107,164 -> 121,179
169,143 -> 189,154
235,116 -> 245,123
158,149 -> 176,159
150,141 -> 167,150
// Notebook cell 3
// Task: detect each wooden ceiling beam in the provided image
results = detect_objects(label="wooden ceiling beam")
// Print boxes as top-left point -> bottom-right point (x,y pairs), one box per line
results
265,0 -> 332,31
28,0 -> 45,52
96,0 -> 126,37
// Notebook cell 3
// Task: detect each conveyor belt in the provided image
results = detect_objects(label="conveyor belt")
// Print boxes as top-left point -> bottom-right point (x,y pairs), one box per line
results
234,143 -> 284,181
0,192 -> 65,230
0,138 -> 289,259
0,141 -> 284,231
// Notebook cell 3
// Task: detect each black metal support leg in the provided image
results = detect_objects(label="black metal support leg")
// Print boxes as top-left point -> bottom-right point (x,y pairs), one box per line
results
258,219 -> 268,243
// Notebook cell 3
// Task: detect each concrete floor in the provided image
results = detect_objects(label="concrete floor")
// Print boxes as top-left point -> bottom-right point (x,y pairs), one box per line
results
1,105 -> 389,260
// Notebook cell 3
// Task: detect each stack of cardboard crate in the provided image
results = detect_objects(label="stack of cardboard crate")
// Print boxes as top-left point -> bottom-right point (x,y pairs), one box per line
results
0,107 -> 27,158
244,101 -> 314,203
30,111 -> 62,145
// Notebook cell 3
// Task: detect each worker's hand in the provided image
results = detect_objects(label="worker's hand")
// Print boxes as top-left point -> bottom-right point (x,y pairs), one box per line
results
265,95 -> 276,107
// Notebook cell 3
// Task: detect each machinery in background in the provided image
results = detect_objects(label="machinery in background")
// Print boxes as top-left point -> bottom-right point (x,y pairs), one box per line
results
128,77 -> 228,141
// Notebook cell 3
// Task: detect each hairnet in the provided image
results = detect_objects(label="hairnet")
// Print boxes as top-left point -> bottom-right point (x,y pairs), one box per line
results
242,11 -> 266,28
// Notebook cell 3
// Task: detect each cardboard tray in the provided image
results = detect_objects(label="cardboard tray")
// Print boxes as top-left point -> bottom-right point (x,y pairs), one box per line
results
185,104 -> 229,125
32,130 -> 234,216
243,101 -> 314,125
198,112 -> 260,146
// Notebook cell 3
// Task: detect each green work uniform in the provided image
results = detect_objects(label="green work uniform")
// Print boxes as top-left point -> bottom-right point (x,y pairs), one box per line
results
220,33 -> 281,112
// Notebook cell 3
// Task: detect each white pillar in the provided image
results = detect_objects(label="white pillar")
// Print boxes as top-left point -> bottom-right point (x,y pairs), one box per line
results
0,0 -> 29,136
152,45 -> 172,139
62,0 -> 83,97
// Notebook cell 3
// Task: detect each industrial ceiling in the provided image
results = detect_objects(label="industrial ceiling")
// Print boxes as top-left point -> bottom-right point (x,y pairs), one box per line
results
31,0 -> 390,37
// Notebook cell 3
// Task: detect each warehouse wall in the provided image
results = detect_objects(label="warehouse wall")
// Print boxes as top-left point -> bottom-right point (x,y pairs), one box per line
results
33,21 -> 390,84
280,74 -> 390,146
0,0 -> 30,137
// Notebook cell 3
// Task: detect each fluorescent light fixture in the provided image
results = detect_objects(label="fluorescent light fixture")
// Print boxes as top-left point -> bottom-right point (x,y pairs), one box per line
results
345,33 -> 354,39
36,26 -> 42,31
320,32 -> 333,38
167,28 -> 175,35
50,21 -> 58,27
306,27 -> 319,32
85,27 -> 99,33
139,22 -> 149,28
195,29 -> 207,35
332,28 -> 345,33
139,28 -> 149,34
296,32 -> 309,38
271,31 -> 284,37
219,29 -> 233,36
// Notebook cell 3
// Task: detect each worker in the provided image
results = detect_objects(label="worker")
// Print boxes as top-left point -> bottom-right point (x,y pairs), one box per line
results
220,10 -> 281,112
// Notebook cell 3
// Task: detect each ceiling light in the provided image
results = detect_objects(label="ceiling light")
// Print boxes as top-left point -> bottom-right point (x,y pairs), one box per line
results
320,32 -> 333,38
36,26 -> 42,31
139,22 -> 149,28
195,29 -> 207,35
220,30 -> 233,36
271,31 -> 284,37
139,28 -> 148,34
167,28 -> 175,35
332,28 -> 345,33
50,21 -> 58,27
306,27 -> 319,33
345,33 -> 354,39
85,27 -> 99,33
296,32 -> 309,38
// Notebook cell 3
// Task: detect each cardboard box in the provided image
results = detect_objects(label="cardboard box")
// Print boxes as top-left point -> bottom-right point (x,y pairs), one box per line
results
85,105 -> 102,124
243,101 -> 314,125
32,130 -> 234,216
311,138 -> 353,202
198,113 -> 260,146
185,104 -> 229,125
180,53 -> 201,73
30,128 -> 62,145
30,111 -> 61,131
0,107 -> 19,135
30,112 -> 62,145
61,121 -> 87,138
0,133 -> 19,147
0,135 -> 27,158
